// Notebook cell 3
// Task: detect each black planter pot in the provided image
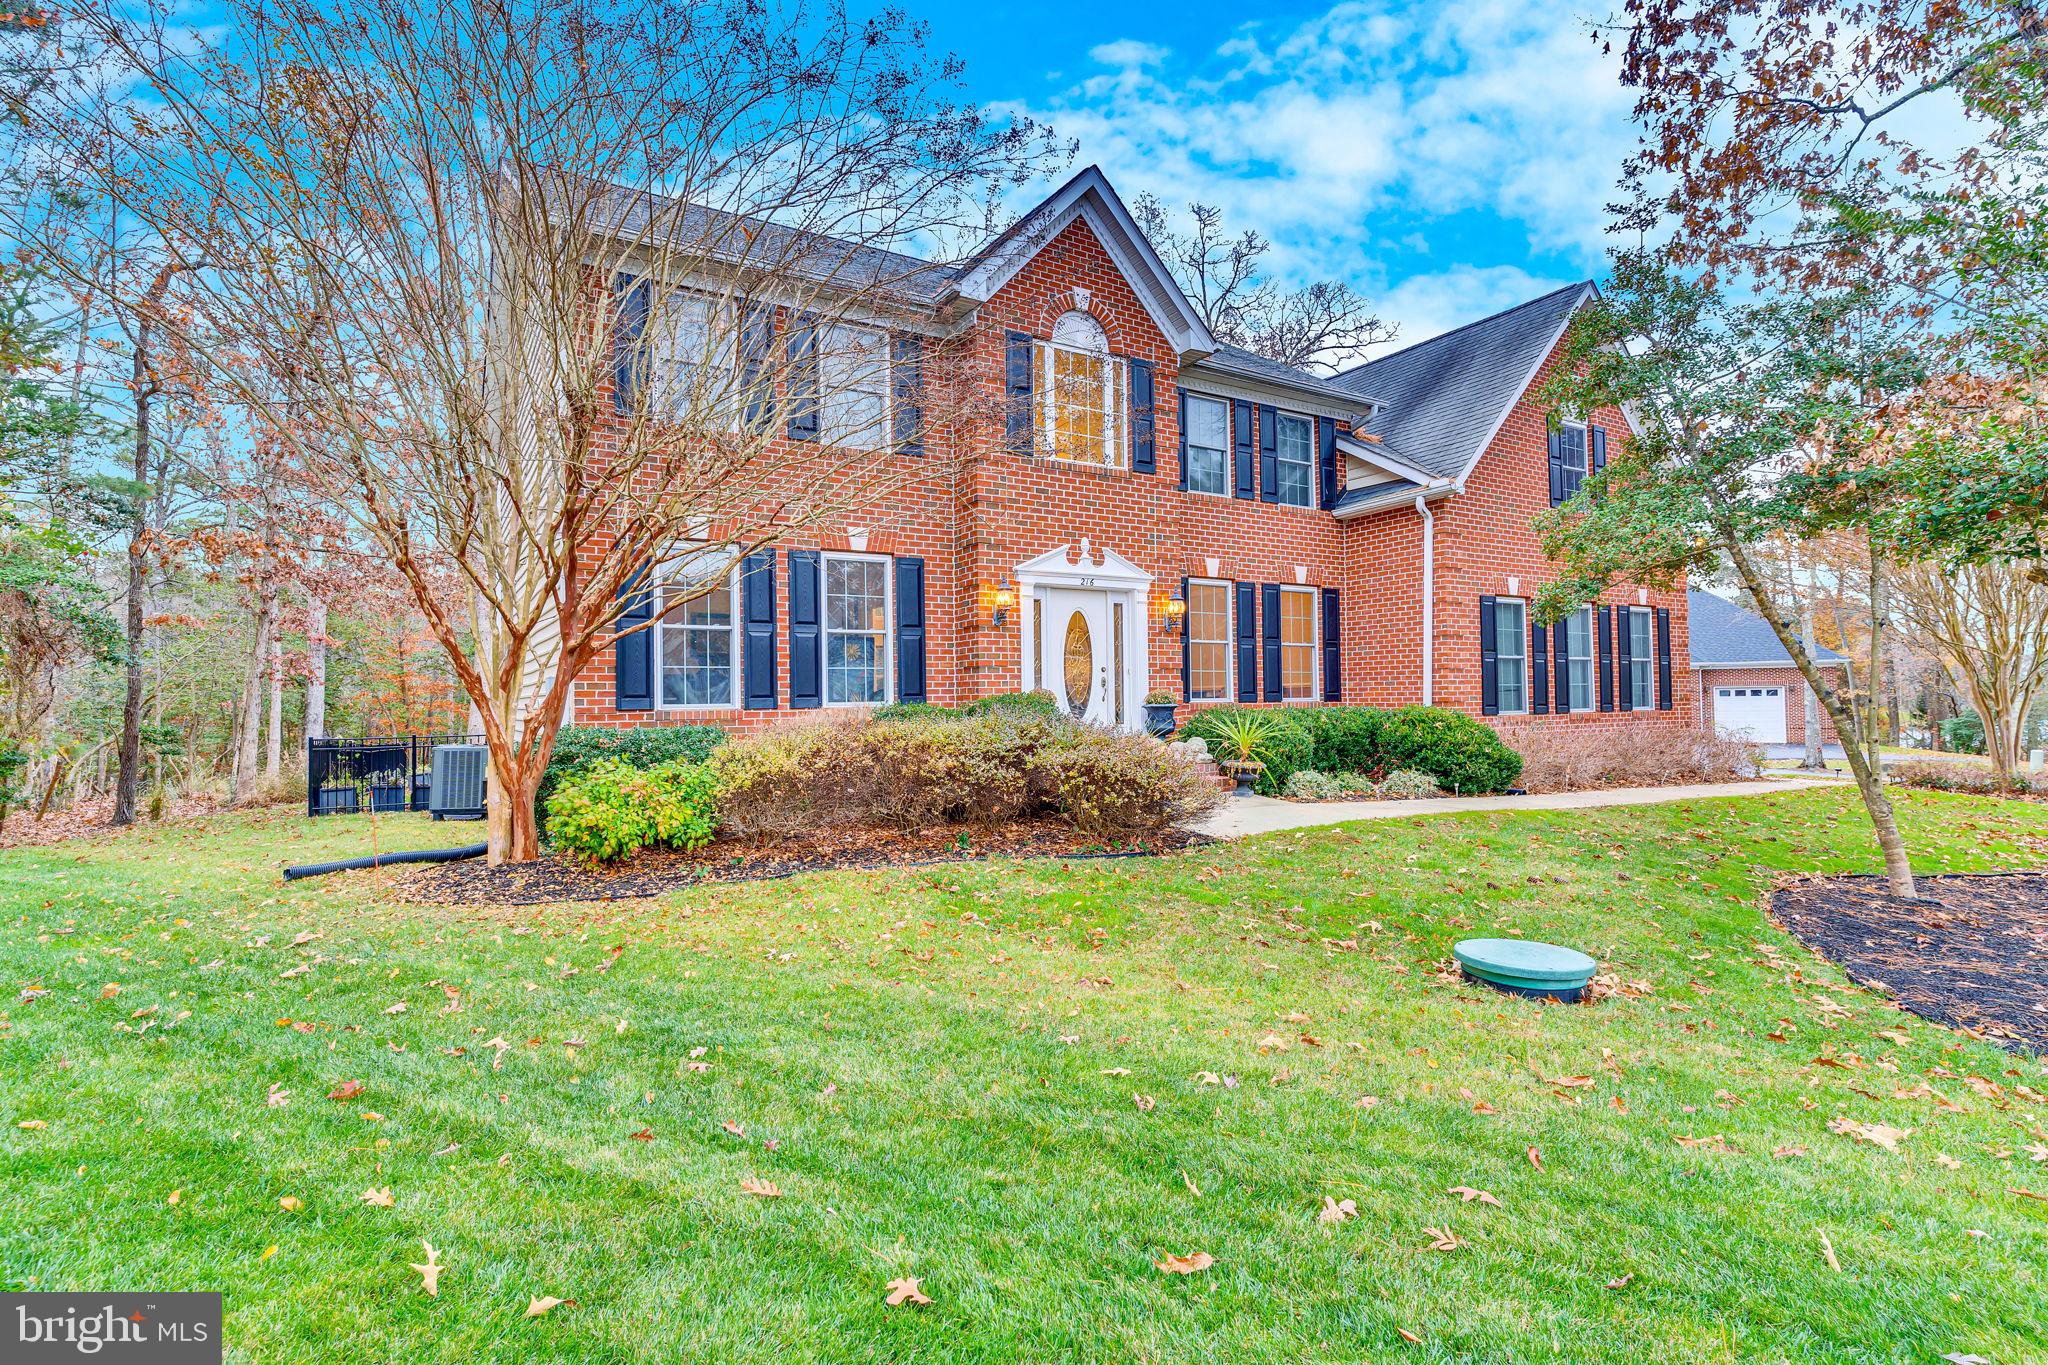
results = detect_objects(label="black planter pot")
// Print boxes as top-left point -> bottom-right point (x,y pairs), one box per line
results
1143,703 -> 1178,739
1227,766 -> 1262,796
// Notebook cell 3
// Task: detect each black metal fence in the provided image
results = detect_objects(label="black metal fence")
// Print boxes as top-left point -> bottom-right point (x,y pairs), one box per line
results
307,734 -> 483,817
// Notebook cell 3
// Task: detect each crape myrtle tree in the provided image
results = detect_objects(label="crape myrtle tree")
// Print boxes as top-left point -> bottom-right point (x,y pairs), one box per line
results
32,0 -> 1062,861
1533,253 -> 1928,897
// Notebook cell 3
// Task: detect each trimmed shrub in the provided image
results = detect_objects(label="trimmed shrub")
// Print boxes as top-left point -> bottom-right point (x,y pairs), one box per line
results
1296,707 -> 1388,778
1373,706 -> 1522,793
1282,768 -> 1374,801
541,724 -> 726,822
1939,712 -> 1986,754
547,758 -> 720,865
1888,759 -> 2046,797
1177,706 -> 1313,793
713,709 -> 1218,842
1499,724 -> 1760,793
1376,768 -> 1444,799
962,689 -> 1061,720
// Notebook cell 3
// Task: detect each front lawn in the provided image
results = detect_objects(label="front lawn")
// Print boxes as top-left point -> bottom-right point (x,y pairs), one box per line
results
4,789 -> 2046,1362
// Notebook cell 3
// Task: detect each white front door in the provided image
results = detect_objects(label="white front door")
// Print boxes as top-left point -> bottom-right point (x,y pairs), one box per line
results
1039,587 -> 1120,726
1714,685 -> 1788,743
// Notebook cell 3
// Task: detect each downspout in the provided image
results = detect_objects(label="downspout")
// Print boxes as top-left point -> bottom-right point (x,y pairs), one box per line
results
1415,495 -> 1435,707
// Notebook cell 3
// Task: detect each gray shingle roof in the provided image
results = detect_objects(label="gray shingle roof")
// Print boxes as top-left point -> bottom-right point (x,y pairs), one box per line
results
1185,343 -> 1379,409
1331,282 -> 1592,480
1688,590 -> 1847,667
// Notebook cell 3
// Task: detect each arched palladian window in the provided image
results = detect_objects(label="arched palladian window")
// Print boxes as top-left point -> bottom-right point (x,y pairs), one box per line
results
1036,310 -> 1126,467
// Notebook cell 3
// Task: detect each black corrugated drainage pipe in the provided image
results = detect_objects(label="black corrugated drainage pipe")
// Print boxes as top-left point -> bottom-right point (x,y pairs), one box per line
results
283,843 -> 488,881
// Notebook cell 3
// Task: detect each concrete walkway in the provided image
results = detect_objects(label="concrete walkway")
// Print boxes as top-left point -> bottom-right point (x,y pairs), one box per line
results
1197,777 -> 1836,839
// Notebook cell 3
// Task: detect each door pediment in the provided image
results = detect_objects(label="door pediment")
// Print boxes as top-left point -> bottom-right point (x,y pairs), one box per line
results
1014,540 -> 1152,591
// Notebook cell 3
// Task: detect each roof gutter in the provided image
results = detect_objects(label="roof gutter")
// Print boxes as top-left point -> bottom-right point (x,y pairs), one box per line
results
1331,478 -> 1455,520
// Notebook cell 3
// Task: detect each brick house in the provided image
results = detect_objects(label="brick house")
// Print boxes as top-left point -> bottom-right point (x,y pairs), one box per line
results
568,167 -> 1695,739
1689,589 -> 1845,745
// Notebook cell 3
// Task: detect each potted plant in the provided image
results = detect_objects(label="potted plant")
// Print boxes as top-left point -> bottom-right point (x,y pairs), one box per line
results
1207,711 -> 1278,796
1142,690 -> 1179,738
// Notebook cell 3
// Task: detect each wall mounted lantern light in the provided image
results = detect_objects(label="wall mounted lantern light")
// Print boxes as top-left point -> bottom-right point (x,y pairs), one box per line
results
991,580 -> 1016,627
1161,591 -> 1187,635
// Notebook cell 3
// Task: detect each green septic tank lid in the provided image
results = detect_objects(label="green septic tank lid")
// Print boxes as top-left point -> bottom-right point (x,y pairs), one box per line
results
1453,938 -> 1598,989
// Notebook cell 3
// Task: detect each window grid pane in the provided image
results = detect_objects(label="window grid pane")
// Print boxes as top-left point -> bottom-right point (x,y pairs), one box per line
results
1041,344 -> 1123,468
1188,581 -> 1230,701
820,325 -> 887,450
659,576 -> 735,708
826,557 -> 888,704
1280,588 -> 1316,700
1186,396 -> 1229,495
1630,609 -> 1654,708
1276,415 -> 1313,507
1495,601 -> 1527,713
1566,607 -> 1594,710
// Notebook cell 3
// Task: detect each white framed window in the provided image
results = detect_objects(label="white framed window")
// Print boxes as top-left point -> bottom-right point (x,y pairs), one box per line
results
1275,412 -> 1313,508
819,323 -> 890,450
1036,311 -> 1126,468
1279,586 -> 1317,702
1494,598 -> 1528,713
1184,394 -> 1229,496
824,552 -> 891,705
1564,606 -> 1595,710
1627,606 -> 1654,709
656,548 -> 739,709
651,291 -> 735,422
1187,579 -> 1231,702
1555,419 -> 1588,500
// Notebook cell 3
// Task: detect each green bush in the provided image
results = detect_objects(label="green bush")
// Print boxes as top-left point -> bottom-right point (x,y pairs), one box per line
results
1297,707 -> 1388,777
541,724 -> 727,824
1373,706 -> 1522,793
1177,706 -> 1312,793
1281,768 -> 1373,800
871,701 -> 956,723
962,689 -> 1061,720
546,758 -> 720,865
1940,712 -> 1986,754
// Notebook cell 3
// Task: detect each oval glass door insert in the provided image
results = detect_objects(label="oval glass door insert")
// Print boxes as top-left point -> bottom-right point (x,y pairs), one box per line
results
1062,610 -> 1094,717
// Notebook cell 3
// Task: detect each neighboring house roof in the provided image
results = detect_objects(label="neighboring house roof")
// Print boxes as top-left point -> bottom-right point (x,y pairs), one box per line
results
1331,282 -> 1594,482
1687,590 -> 1848,668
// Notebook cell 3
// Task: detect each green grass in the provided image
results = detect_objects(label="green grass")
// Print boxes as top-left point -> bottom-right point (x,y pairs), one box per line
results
4,790 -> 2047,1363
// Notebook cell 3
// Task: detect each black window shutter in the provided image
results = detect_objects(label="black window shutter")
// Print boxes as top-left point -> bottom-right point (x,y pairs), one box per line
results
896,556 -> 926,703
741,552 -> 778,710
1260,583 -> 1282,703
1553,615 -> 1571,713
891,335 -> 923,455
1479,595 -> 1499,716
1004,330 -> 1033,455
1596,605 -> 1615,711
1233,581 -> 1258,702
1257,404 -> 1278,503
1128,357 -> 1155,473
613,563 -> 655,711
1321,587 -> 1341,701
785,316 -> 819,441
1546,430 -> 1565,506
1232,401 -> 1255,499
612,276 -> 650,415
1180,575 -> 1191,702
1590,424 -> 1608,475
1655,606 -> 1673,710
1615,606 -> 1634,712
1176,388 -> 1189,491
787,550 -> 822,708
739,304 -> 774,431
1530,621 -> 1550,715
1317,417 -> 1338,510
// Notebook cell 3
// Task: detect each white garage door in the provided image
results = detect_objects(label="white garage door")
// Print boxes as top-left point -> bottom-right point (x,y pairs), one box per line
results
1714,685 -> 1787,743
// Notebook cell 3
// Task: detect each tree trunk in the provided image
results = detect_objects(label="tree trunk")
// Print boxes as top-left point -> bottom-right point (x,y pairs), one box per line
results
1726,537 -> 1917,898
232,604 -> 273,804
265,635 -> 283,779
1799,588 -> 1824,770
111,320 -> 157,827
1867,549 -> 1889,774
305,593 -> 328,741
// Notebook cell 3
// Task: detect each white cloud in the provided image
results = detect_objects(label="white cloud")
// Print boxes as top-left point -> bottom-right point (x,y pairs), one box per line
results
998,0 -> 1635,346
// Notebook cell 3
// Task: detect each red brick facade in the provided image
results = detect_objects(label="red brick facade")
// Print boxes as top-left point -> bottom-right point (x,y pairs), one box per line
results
565,208 -> 1694,739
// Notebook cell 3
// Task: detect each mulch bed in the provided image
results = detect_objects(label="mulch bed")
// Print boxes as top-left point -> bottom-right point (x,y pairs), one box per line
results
398,819 -> 1207,907
1771,873 -> 2048,1052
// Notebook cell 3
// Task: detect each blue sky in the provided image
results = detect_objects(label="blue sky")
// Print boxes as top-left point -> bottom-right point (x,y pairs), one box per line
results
921,0 -> 1637,358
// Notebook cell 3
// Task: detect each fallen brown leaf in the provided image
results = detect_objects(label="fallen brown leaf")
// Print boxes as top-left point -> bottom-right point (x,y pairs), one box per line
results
884,1276 -> 932,1306
739,1177 -> 781,1198
525,1296 -> 566,1318
1447,1185 -> 1501,1206
327,1080 -> 364,1101
1318,1196 -> 1357,1224
1155,1251 -> 1215,1274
